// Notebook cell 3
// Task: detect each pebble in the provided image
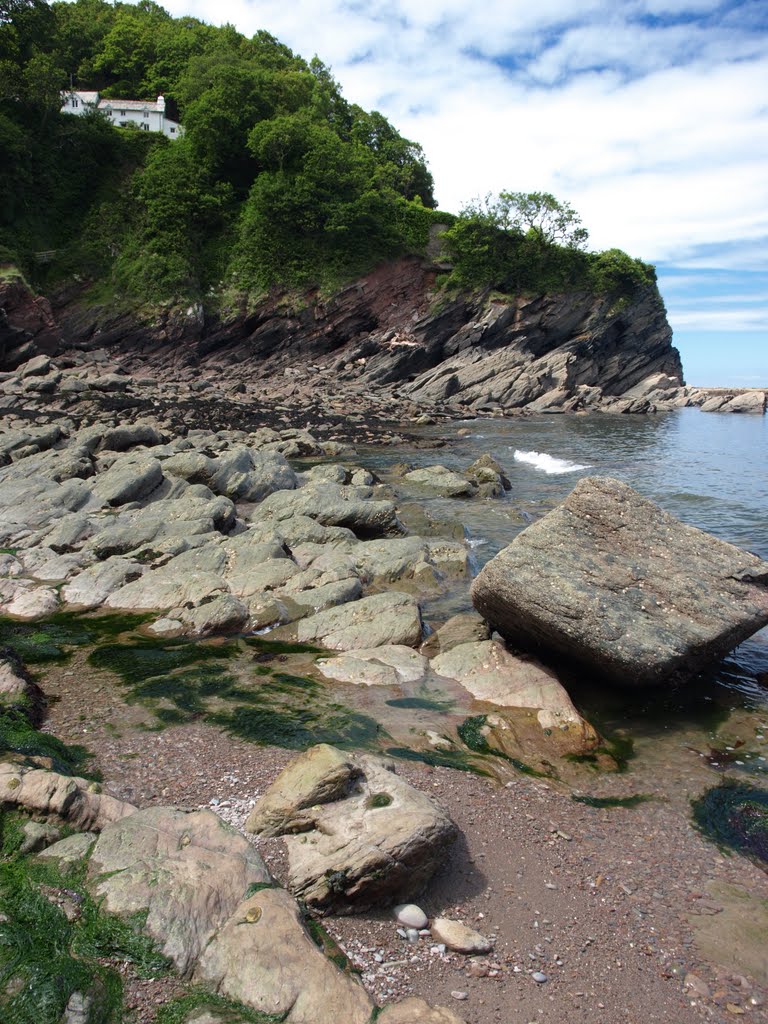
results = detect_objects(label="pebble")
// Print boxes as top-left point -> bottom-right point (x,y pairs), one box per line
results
532,972 -> 548,984
394,903 -> 429,930
451,991 -> 469,1001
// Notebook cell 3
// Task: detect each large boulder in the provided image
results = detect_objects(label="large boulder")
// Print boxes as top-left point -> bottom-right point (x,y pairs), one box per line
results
245,744 -> 457,913
0,762 -> 135,831
471,476 -> 768,686
193,887 -> 373,1024
86,807 -> 271,977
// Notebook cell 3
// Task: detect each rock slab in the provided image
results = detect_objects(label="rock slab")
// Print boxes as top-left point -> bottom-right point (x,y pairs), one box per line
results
471,476 -> 768,686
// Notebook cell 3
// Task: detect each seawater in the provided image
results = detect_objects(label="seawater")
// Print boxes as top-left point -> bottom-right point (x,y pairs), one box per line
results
359,407 -> 768,792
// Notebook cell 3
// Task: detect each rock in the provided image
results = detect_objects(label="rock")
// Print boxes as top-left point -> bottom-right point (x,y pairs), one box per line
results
62,557 -> 143,610
532,971 -> 548,983
377,998 -> 468,1024
19,354 -> 52,377
403,466 -> 477,497
471,476 -> 768,686
87,807 -> 271,977
18,820 -> 62,855
105,564 -> 228,612
193,887 -> 373,1024
273,591 -> 423,651
317,645 -> 428,687
431,639 -> 590,730
163,447 -> 298,501
394,903 -> 429,929
92,455 -> 164,506
99,424 -> 166,451
245,745 -> 362,837
252,481 -> 405,539
39,831 -> 97,865
721,391 -> 766,414
430,918 -> 492,954
420,612 -> 490,657
0,762 -> 135,831
176,594 -> 249,636
246,745 -> 457,913
684,973 -> 711,998
0,651 -> 43,721
0,579 -> 60,619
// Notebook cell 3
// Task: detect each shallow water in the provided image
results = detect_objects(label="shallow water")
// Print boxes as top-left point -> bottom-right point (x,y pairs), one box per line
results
358,408 -> 768,799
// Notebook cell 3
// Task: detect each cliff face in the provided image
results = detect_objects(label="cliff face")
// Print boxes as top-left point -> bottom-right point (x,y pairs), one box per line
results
1,257 -> 685,415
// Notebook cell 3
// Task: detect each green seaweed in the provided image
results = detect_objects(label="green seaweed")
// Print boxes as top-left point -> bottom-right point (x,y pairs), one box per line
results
457,715 -> 547,777
154,990 -> 285,1024
572,793 -> 652,809
0,707 -> 97,778
211,703 -> 383,751
303,916 -> 358,975
365,792 -> 393,809
385,745 -> 491,776
385,696 -> 454,712
0,849 -> 169,1024
0,612 -> 152,664
87,639 -> 237,688
244,637 -> 322,656
691,780 -> 768,865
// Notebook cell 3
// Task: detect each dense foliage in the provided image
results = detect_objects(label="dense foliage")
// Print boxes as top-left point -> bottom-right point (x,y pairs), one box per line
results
0,0 -> 655,305
443,191 -> 656,297
0,0 -> 439,299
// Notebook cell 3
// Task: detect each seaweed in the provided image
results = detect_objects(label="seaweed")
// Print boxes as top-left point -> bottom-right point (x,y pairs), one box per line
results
571,793 -> 652,809
87,639 -> 237,688
365,793 -> 393,809
385,696 -> 454,712
154,990 -> 284,1024
457,715 -> 546,777
385,745 -> 491,776
691,780 -> 768,865
0,706 -> 96,777
211,703 -> 383,751
0,612 -> 151,664
0,849 -> 169,1024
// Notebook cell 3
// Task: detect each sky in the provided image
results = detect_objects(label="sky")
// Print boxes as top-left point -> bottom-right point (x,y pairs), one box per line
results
126,1 -> 768,385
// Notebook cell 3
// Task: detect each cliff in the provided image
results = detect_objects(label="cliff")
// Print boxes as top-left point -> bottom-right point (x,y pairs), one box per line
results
1,257 -> 688,419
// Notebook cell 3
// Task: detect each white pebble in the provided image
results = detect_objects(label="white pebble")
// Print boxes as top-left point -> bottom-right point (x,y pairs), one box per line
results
394,903 -> 429,929
532,971 -> 548,983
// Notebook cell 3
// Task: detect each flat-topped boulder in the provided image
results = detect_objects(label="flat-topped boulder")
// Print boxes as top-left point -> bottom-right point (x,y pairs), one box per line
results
471,476 -> 768,687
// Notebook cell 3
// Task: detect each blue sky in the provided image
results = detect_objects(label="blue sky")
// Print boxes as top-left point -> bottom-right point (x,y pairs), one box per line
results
113,0 -> 768,385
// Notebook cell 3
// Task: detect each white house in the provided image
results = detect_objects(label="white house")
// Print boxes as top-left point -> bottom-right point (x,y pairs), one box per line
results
61,90 -> 183,138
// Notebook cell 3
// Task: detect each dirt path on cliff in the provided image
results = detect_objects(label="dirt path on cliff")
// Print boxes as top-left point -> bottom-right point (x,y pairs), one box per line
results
40,661 -> 768,1024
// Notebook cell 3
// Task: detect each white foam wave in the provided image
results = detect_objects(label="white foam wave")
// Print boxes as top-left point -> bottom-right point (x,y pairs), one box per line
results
513,449 -> 591,475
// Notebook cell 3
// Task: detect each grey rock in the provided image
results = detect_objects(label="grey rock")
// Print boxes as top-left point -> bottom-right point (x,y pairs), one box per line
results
0,762 -> 135,831
88,807 -> 271,977
92,456 -> 164,506
471,476 -> 768,686
246,745 -> 457,913
403,466 -> 477,498
273,591 -> 423,651
193,887 -> 373,1024
252,481 -> 405,539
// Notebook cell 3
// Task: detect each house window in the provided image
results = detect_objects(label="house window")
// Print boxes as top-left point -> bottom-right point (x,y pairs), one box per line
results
143,110 -> 149,118
141,123 -> 149,131
169,127 -> 176,134
72,98 -> 79,108
119,110 -> 125,116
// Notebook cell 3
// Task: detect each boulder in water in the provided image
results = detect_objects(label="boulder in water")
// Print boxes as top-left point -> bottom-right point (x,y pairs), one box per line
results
471,476 -> 768,687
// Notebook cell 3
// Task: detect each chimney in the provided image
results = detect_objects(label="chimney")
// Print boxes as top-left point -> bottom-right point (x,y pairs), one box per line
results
157,95 -> 165,110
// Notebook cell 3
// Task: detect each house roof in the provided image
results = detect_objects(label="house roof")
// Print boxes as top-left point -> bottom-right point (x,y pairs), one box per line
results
68,90 -> 100,102
98,98 -> 163,111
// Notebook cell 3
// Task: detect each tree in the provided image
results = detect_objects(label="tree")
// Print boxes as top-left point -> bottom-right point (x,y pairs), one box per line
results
461,191 -> 588,250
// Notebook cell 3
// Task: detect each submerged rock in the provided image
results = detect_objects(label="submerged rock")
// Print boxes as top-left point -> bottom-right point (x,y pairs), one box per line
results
471,476 -> 768,687
245,744 -> 457,913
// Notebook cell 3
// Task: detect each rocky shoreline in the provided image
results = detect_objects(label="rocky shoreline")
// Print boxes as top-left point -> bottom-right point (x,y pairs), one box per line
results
1,272 -> 768,1024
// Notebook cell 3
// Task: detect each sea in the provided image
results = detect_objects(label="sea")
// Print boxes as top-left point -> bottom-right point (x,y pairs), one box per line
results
357,406 -> 768,795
